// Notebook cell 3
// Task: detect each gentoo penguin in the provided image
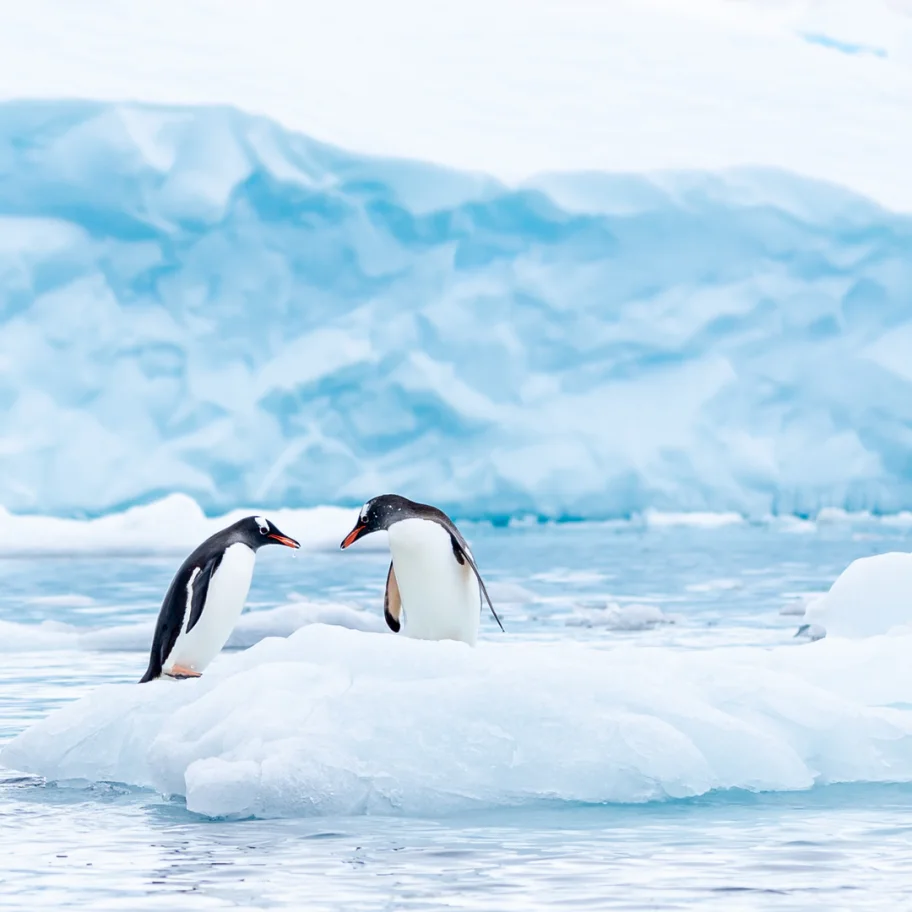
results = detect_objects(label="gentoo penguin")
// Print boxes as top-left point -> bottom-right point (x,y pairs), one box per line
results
139,516 -> 300,683
340,494 -> 503,645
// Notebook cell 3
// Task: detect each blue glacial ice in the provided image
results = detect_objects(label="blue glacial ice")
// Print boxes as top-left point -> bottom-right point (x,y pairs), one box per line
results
1,100 -> 912,520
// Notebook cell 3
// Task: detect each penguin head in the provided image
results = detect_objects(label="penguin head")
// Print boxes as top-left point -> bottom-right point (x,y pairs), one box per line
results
239,515 -> 301,551
340,494 -> 414,549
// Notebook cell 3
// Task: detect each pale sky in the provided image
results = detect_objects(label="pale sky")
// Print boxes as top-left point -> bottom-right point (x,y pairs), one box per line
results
1,0 -> 910,209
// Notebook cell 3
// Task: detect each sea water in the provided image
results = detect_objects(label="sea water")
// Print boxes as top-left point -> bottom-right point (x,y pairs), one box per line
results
2,520 -> 912,910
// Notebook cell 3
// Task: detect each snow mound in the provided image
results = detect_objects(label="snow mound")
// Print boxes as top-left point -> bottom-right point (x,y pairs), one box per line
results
804,552 -> 912,638
0,600 -> 384,652
1,101 -> 912,520
6,624 -> 912,818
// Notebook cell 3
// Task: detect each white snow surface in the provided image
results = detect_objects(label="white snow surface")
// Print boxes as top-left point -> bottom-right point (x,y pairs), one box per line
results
0,0 -> 911,210
5,623 -> 912,818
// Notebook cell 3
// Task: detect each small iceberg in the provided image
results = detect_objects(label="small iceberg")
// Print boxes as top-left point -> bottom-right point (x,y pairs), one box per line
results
801,552 -> 912,639
6,623 -> 912,819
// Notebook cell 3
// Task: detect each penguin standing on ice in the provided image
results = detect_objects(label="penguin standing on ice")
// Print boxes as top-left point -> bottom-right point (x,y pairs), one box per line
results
340,494 -> 503,646
140,516 -> 300,683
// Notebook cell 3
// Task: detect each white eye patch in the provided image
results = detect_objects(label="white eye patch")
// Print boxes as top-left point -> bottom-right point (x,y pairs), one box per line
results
254,515 -> 269,535
359,503 -> 370,522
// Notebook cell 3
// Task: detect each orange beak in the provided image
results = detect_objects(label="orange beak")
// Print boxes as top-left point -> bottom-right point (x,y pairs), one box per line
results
340,524 -> 366,549
268,533 -> 301,549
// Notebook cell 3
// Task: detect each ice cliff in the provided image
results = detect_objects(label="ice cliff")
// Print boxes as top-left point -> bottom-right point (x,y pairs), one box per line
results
1,100 -> 911,519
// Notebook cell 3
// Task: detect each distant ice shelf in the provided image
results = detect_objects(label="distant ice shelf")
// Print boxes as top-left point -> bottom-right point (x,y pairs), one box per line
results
1,100 -> 912,520
2,495 -> 911,558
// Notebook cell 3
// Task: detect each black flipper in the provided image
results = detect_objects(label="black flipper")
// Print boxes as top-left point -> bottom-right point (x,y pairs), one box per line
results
185,552 -> 222,634
138,552 -> 220,683
384,561 -> 402,633
449,533 -> 505,633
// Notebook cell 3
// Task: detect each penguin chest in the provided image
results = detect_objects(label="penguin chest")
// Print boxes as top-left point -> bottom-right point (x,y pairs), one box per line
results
165,544 -> 256,674
387,519 -> 479,645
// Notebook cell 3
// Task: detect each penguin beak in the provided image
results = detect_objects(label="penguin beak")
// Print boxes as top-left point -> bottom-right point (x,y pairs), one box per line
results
268,533 -> 301,549
340,524 -> 366,549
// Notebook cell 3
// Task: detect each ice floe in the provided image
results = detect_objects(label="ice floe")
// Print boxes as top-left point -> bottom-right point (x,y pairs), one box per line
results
5,622 -> 912,818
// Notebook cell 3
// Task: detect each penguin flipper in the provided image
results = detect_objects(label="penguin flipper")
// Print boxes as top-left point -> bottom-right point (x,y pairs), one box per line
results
384,562 -> 402,633
185,552 -> 223,634
449,535 -> 505,632
139,554 -> 220,683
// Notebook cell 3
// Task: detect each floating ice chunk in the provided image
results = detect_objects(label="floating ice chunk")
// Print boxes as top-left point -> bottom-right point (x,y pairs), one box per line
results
24,594 -> 96,608
567,603 -> 672,630
685,578 -> 742,593
804,552 -> 912,638
794,623 -> 827,641
776,517 -> 818,534
780,592 -> 828,617
815,507 -> 874,524
7,624 -> 912,818
0,600 -> 383,652
642,511 -> 745,529
0,619 -> 83,651
881,513 -> 912,528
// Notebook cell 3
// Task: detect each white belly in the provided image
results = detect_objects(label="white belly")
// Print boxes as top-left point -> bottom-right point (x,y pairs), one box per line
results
387,518 -> 480,646
165,543 -> 256,675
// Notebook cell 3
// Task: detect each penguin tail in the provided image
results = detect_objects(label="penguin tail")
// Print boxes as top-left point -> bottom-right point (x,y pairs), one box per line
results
138,656 -> 161,684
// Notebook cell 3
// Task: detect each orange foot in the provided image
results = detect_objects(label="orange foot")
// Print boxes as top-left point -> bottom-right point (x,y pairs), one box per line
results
166,664 -> 202,679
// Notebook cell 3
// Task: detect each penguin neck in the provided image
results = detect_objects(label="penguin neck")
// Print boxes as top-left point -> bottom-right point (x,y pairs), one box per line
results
388,516 -> 451,557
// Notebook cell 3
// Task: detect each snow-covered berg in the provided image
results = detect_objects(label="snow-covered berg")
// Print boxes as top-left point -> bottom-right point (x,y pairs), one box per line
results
1,100 -> 911,519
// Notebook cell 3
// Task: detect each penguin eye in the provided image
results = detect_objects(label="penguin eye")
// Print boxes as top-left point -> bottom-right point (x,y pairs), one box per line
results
254,516 -> 269,535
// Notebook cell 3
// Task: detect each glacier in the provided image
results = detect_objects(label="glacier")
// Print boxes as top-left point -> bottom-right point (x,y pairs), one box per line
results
1,100 -> 912,520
